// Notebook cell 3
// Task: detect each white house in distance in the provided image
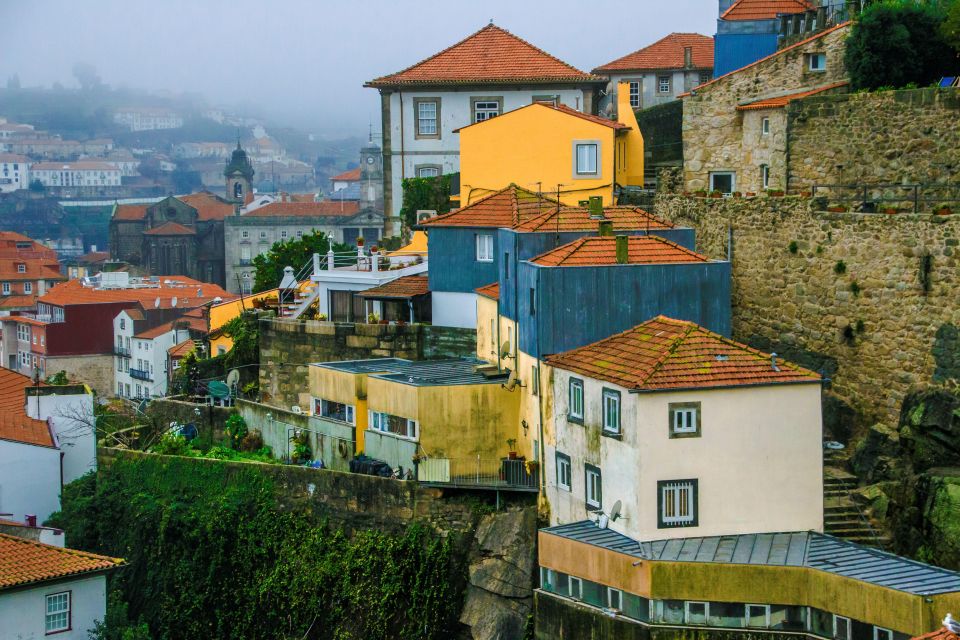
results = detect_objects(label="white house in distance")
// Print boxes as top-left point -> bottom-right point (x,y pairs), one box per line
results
543,315 -> 823,541
113,107 -> 183,131
365,22 -> 604,235
29,162 -> 122,188
0,533 -> 123,639
0,153 -> 30,192
113,310 -> 196,400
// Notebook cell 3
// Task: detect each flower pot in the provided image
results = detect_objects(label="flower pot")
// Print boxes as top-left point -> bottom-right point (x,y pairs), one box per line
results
937,208 -> 952,216
745,192 -> 756,197
883,208 -> 897,215
356,238 -> 364,247
508,451 -> 518,460
827,206 -> 847,213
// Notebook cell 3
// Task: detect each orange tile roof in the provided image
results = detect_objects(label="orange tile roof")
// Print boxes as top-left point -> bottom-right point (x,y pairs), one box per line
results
4,315 -> 48,327
331,167 -> 361,182
913,628 -> 960,640
357,275 -> 430,299
367,24 -> 601,87
139,313 -> 207,338
420,185 -> 560,229
475,282 -> 500,300
514,205 -> 673,233
455,102 -> 628,133
178,192 -> 235,221
530,235 -> 707,267
0,369 -> 53,448
39,277 -> 233,308
0,260 -> 63,280
0,154 -> 30,163
243,201 -> 361,217
112,203 -> 149,221
722,0 -> 813,20
77,251 -> 110,264
143,221 -> 195,236
594,33 -> 714,73
545,315 -> 821,391
0,533 -> 123,590
168,339 -> 195,358
0,294 -> 39,309
736,81 -> 849,110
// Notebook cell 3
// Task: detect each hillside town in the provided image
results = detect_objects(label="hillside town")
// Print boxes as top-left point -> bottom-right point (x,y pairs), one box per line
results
2,0 -> 960,639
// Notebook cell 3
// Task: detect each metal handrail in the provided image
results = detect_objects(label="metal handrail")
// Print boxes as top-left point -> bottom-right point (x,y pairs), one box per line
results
129,368 -> 152,381
417,455 -> 539,490
811,182 -> 960,213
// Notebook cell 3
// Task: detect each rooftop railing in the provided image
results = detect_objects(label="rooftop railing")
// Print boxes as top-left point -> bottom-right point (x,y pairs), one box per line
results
417,456 -> 539,492
129,368 -> 152,381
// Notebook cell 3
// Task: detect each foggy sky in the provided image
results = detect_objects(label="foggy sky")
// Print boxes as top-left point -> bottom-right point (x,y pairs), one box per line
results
0,0 -> 717,137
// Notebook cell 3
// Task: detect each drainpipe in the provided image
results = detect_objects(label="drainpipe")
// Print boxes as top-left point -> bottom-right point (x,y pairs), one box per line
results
535,266 -> 546,495
397,90 -> 406,237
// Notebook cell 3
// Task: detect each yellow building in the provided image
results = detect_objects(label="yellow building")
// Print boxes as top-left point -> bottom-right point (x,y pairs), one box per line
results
457,82 -> 644,207
207,289 -> 279,355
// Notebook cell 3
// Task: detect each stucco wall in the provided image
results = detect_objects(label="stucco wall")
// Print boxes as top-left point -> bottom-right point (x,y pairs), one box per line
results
0,574 -> 107,640
0,439 -> 61,524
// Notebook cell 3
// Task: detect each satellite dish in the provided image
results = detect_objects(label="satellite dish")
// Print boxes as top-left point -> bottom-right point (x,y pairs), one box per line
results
154,296 -> 161,308
226,369 -> 240,390
213,296 -> 223,304
499,341 -> 511,360
504,369 -> 518,391
208,381 -> 230,399
171,296 -> 178,308
610,500 -> 623,522
291,405 -> 303,414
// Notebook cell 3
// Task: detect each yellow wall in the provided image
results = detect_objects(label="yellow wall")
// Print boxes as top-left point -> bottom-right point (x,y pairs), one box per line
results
615,82 -> 645,187
458,103 -> 619,207
208,288 -> 279,353
307,365 -> 370,453
476,295 -> 499,361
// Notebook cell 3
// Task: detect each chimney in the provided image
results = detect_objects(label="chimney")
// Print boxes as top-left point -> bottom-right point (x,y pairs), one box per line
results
598,220 -> 614,237
25,514 -> 37,527
615,235 -> 629,264
588,196 -> 604,219
684,47 -> 693,69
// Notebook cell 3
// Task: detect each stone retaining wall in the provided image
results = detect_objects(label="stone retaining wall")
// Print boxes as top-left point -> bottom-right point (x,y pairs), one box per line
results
655,193 -> 960,430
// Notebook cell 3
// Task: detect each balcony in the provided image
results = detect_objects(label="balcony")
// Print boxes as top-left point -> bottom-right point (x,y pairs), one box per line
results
417,456 -> 539,492
129,368 -> 152,381
114,346 -> 130,357
238,259 -> 252,266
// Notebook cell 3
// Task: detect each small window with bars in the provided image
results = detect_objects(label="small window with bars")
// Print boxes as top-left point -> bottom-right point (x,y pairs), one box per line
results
658,479 -> 697,527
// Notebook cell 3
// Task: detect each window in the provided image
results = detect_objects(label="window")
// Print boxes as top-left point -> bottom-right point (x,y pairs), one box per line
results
315,398 -> 356,424
125,383 -> 130,397
280,230 -> 288,239
476,234 -> 493,262
747,604 -> 771,628
45,591 -> 70,633
568,378 -> 584,422
135,384 -> 142,398
585,464 -> 602,510
685,601 -> 708,625
23,281 -> 32,294
808,53 -> 826,71
709,171 -> 736,195
628,81 -> 641,108
16,263 -> 25,273
556,452 -> 571,491
369,411 -> 418,439
119,318 -> 126,330
568,576 -> 582,599
529,287 -> 536,315
669,402 -> 701,437
117,381 -> 122,395
761,117 -> 770,135
296,230 -> 303,238
606,588 -> 622,611
874,627 -> 894,640
241,230 -> 249,239
472,98 -> 501,122
834,615 -> 851,640
761,164 -> 770,190
699,72 -> 711,85
503,252 -> 510,280
658,479 -> 697,527
415,99 -> 439,138
658,75 -> 671,93
602,389 -> 621,436
540,567 -> 555,590
259,230 -> 268,239
531,364 -> 539,396
2,282 -> 9,295
416,165 -> 440,178
574,142 -> 599,176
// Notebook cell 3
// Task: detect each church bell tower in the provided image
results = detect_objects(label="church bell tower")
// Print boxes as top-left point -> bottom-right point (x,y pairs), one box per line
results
224,141 -> 255,203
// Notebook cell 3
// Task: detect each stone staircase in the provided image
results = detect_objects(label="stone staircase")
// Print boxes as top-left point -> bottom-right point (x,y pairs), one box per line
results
823,458 -> 890,548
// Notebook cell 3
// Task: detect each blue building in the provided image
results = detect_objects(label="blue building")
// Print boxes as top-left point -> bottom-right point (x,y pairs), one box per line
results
713,0 -> 813,77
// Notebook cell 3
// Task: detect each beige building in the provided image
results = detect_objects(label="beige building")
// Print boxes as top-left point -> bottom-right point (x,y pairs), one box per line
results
681,22 -> 850,194
542,315 -> 823,541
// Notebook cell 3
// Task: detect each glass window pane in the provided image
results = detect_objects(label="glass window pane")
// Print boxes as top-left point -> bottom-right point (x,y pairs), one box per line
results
662,600 -> 684,624
686,602 -> 708,624
709,602 -> 744,628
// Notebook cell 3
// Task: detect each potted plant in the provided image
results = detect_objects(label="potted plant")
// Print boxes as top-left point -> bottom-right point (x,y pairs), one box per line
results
936,204 -> 953,215
525,459 -> 539,476
732,191 -> 743,198
745,191 -> 756,197
370,245 -> 379,253
506,438 -> 518,460
367,312 -> 380,323
694,189 -> 707,197
356,236 -> 365,247
883,207 -> 898,215
827,205 -> 848,213
709,190 -> 723,199
800,190 -> 812,197
317,313 -> 328,321
766,189 -> 785,197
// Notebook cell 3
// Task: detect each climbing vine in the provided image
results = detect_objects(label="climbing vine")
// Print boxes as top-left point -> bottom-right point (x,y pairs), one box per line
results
49,456 -> 463,639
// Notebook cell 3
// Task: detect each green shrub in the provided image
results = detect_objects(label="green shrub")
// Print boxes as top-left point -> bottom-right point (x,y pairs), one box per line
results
224,413 -> 248,448
835,260 -> 848,275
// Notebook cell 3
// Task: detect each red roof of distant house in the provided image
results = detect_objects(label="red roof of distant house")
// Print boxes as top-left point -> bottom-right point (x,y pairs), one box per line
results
77,251 -> 110,264
357,275 -> 430,299
545,315 -> 820,391
0,295 -> 39,310
112,203 -> 149,221
243,201 -> 361,217
3,316 -> 48,327
514,206 -> 673,233
367,23 -> 601,87
0,369 -> 53,448
420,185 -> 559,229
454,102 -> 628,133
331,167 -> 361,182
112,193 -> 235,223
39,277 -> 233,308
530,235 -> 707,267
168,339 -> 195,358
721,0 -> 813,21
475,282 -> 500,300
0,154 -> 31,163
594,33 -> 714,73
143,221 -> 195,236
736,81 -> 849,110
0,533 -> 123,590
912,627 -> 960,640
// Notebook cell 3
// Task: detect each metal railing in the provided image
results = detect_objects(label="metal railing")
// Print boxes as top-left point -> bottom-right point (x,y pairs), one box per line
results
114,346 -> 130,357
811,183 -> 960,214
129,368 -> 152,381
417,456 -> 539,491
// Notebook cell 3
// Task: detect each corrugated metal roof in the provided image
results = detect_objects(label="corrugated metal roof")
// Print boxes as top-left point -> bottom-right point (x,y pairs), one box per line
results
542,521 -> 960,595
312,357 -> 507,387
312,358 -> 413,374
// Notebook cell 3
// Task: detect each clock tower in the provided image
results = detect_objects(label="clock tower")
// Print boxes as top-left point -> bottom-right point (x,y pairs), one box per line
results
224,141 -> 254,203
359,139 -> 383,211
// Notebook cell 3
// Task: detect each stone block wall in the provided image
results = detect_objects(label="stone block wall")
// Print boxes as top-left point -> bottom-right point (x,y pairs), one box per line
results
145,398 -> 233,443
259,319 -> 476,409
655,193 -> 960,430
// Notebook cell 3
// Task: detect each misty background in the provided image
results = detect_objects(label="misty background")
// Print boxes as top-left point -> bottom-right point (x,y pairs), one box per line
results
0,0 -> 717,138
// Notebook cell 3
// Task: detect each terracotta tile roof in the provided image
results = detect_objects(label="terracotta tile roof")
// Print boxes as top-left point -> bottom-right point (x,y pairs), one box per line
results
530,235 -> 707,267
141,313 -> 207,338
722,0 -> 813,20
0,232 -> 37,244
168,339 -> 195,358
0,259 -> 63,281
77,251 -> 110,264
0,294 -> 39,309
3,315 -> 48,327
331,167 -> 361,182
0,369 -> 53,448
545,315 -> 820,391
514,205 -> 674,233
913,627 -> 960,640
0,154 -> 30,163
135,320 -> 177,339
358,275 -> 430,299
736,81 -> 850,110
124,308 -> 145,321
420,184 -> 559,229
112,203 -> 149,221
367,23 -> 601,87
594,33 -> 714,73
455,102 -> 628,133
0,533 -> 123,590
178,192 -> 235,221
30,161 -> 118,172
475,282 -> 500,300
143,221 -> 195,236
243,201 -> 361,217
39,277 -> 233,308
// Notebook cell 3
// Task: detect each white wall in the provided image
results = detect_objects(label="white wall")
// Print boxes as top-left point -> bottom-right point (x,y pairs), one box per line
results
28,392 -> 96,484
0,439 -> 61,524
546,368 -> 823,541
0,574 -> 107,640
431,291 -> 478,329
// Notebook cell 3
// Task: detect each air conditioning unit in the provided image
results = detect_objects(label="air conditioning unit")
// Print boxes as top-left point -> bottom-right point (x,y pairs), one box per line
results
291,405 -> 302,414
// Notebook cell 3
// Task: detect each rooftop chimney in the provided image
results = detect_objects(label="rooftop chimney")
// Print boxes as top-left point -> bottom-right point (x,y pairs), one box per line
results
615,235 -> 629,264
598,220 -> 614,237
588,196 -> 604,219
684,47 -> 693,69
25,514 -> 37,527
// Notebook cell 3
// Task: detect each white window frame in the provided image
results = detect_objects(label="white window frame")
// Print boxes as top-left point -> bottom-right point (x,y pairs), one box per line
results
658,75 -> 671,93
606,587 -> 623,611
45,591 -> 71,633
761,164 -> 770,190
574,142 -> 598,176
709,171 -> 736,195
417,166 -> 440,178
585,465 -> 602,510
672,406 -> 698,435
761,117 -> 770,135
2,282 -> 9,295
556,453 -> 572,492
540,567 -> 555,589
315,398 -> 356,425
602,389 -> 621,435
809,53 -> 826,71
416,100 -> 438,136
473,100 -> 501,122
628,81 -> 641,108
476,234 -> 493,262
746,603 -> 771,628
568,378 -> 584,421
241,230 -> 249,239
874,627 -> 894,640
661,480 -> 696,526
17,263 -> 25,273
685,601 -> 708,625
569,576 -> 583,600
834,615 -> 852,640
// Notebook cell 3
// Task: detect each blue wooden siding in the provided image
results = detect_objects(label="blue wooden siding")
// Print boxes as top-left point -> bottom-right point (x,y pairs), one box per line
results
714,32 -> 779,77
517,261 -> 731,358
426,227 -> 500,293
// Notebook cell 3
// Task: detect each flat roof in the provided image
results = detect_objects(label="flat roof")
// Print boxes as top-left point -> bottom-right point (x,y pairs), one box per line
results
313,357 -> 506,387
543,521 -> 960,596
312,358 -> 414,374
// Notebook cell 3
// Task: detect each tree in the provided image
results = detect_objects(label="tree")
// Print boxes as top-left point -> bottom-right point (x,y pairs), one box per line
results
399,174 -> 452,231
845,0 -> 959,90
943,0 -> 960,55
71,62 -> 101,91
170,161 -> 201,194
28,179 -> 45,193
251,230 -> 351,293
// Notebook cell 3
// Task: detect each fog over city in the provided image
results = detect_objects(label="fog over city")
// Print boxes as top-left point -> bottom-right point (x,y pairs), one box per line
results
0,0 -> 716,136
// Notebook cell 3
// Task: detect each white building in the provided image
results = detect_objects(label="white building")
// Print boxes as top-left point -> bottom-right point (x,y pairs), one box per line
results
29,162 -> 121,188
113,107 -> 183,131
0,533 -> 122,640
0,153 -> 30,192
113,310 -> 192,399
365,23 -> 603,234
543,315 -> 824,542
